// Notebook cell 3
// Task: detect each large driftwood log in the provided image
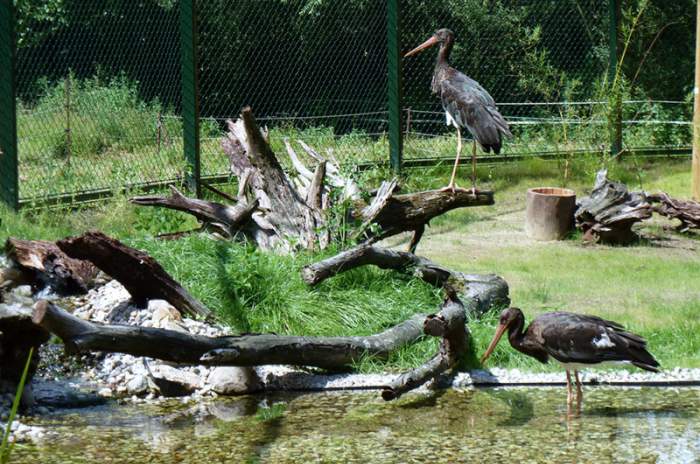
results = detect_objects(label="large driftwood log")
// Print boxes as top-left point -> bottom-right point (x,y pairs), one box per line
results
33,266 -> 508,399
575,169 -> 652,244
132,108 -> 494,253
56,231 -> 214,322
4,238 -> 98,294
648,192 -> 700,233
33,269 -> 506,370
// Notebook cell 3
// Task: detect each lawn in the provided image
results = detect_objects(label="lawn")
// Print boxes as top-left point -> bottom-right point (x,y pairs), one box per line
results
1,156 -> 698,372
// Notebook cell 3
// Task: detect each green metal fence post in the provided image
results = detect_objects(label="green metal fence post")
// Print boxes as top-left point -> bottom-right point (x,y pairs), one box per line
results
0,0 -> 18,210
180,0 -> 201,197
608,0 -> 622,158
387,0 -> 403,173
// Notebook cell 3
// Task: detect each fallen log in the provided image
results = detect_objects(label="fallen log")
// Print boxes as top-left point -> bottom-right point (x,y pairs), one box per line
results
56,231 -> 214,321
33,302 -> 424,370
648,192 -> 700,232
575,169 -> 652,244
4,238 -> 99,294
32,268 -> 508,398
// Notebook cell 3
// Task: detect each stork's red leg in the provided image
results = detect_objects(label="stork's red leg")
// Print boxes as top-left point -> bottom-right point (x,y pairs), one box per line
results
445,126 -> 462,192
574,370 -> 583,405
566,369 -> 573,404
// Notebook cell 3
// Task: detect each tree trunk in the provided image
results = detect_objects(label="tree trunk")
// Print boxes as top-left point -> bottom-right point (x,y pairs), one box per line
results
56,231 -> 214,321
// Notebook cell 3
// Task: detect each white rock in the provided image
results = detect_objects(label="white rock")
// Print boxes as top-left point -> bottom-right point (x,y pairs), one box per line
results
207,367 -> 261,395
126,375 -> 148,395
98,387 -> 113,398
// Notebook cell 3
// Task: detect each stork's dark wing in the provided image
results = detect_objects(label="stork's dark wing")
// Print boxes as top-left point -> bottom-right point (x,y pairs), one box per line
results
440,70 -> 511,154
528,312 -> 660,371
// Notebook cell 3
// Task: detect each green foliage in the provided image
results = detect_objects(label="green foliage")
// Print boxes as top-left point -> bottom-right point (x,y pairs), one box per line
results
0,348 -> 34,464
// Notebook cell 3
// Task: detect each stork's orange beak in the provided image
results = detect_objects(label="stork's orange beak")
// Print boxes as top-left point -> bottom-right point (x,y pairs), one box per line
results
404,35 -> 440,58
480,323 -> 508,365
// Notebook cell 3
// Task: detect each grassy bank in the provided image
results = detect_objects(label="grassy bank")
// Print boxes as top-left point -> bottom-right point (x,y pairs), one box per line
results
1,156 -> 698,372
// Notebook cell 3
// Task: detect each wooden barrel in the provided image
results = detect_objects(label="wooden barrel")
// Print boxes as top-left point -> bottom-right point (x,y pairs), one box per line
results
525,187 -> 576,241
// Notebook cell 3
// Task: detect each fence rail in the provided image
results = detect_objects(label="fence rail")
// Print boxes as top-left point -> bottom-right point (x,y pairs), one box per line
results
0,0 -> 692,209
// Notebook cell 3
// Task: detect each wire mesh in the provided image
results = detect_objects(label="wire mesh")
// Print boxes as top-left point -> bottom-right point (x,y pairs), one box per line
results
5,0 -> 694,206
197,0 -> 389,177
14,1 -> 181,203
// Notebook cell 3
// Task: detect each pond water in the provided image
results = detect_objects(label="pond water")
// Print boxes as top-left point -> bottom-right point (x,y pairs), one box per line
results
14,387 -> 700,463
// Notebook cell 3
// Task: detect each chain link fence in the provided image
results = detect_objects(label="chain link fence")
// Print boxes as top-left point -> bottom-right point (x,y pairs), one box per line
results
0,0 -> 692,208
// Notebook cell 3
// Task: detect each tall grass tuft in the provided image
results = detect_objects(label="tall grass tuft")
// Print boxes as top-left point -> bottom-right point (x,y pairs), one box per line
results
0,348 -> 34,464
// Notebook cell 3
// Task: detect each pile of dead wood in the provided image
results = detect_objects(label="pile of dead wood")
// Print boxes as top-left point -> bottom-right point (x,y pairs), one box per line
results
10,232 -> 508,401
131,107 -> 494,254
575,170 -> 700,244
2,107 -> 509,399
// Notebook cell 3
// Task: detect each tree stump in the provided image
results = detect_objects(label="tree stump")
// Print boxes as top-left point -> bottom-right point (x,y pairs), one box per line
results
575,170 -> 652,244
131,107 -> 494,253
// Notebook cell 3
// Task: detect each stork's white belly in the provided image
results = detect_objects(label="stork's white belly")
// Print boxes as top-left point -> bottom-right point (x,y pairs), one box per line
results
445,110 -> 457,128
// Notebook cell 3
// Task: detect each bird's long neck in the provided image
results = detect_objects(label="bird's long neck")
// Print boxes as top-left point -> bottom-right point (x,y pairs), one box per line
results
507,313 -> 527,351
432,38 -> 454,94
435,36 -> 454,69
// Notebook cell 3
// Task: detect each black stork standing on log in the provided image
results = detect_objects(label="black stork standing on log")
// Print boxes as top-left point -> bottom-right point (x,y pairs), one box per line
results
481,308 -> 660,406
404,28 -> 511,193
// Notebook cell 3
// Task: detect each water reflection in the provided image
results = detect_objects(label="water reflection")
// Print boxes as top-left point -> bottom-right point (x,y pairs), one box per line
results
14,387 -> 700,463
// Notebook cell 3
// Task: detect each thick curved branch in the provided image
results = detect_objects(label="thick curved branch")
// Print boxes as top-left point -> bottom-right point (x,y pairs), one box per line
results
130,186 -> 257,237
301,243 -> 452,288
382,297 -> 467,401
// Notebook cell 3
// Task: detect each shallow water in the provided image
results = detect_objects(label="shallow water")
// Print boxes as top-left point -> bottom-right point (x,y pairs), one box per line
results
14,387 -> 700,463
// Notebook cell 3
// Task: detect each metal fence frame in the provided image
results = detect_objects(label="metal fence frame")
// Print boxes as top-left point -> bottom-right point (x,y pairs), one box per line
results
0,0 -> 682,211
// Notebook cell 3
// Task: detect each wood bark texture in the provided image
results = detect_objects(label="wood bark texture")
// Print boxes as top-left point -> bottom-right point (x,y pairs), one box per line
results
648,192 -> 700,232
4,238 -> 99,294
56,231 -> 214,321
575,169 -> 652,244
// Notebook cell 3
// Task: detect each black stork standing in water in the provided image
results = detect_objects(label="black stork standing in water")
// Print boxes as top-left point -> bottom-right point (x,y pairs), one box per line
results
481,308 -> 660,405
404,28 -> 511,193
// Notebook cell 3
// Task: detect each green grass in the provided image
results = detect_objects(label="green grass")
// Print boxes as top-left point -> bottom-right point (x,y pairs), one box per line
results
0,348 -> 34,464
2,149 -> 698,372
389,157 -> 700,370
